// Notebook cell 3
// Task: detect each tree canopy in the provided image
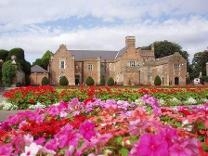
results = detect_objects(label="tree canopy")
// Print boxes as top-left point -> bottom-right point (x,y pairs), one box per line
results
7,48 -> 25,61
0,48 -> 31,85
33,50 -> 53,70
153,40 -> 189,61
0,49 -> 9,61
191,50 -> 208,78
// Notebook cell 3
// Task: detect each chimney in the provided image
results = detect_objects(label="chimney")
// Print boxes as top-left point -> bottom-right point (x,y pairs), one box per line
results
125,36 -> 135,48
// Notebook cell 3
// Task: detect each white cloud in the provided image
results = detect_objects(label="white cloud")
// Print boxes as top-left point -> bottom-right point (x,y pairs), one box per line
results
0,0 -> 207,27
0,0 -> 208,63
0,15 -> 207,63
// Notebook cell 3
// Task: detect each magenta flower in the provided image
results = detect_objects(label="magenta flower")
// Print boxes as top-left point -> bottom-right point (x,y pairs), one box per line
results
0,144 -> 13,156
55,124 -> 79,148
79,120 -> 96,141
169,138 -> 199,156
141,94 -> 161,115
130,133 -> 168,156
44,139 -> 58,151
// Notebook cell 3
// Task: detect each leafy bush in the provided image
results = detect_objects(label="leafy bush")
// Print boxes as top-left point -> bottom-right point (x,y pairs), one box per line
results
42,77 -> 50,85
154,75 -> 161,86
100,75 -> 105,86
86,76 -> 95,86
59,76 -> 69,86
201,76 -> 208,83
16,82 -> 22,87
107,77 -> 114,86
2,60 -> 16,87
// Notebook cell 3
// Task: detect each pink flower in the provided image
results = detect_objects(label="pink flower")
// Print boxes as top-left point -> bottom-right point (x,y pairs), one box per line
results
169,138 -> 199,156
45,139 -> 58,151
79,120 -> 96,141
0,144 -> 13,156
55,124 -> 79,148
130,133 -> 168,156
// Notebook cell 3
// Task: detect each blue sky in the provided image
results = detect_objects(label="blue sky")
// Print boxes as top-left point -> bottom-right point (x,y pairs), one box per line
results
0,0 -> 208,63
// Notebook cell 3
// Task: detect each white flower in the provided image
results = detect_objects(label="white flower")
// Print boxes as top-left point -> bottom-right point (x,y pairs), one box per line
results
60,111 -> 68,117
28,102 -> 46,109
202,98 -> 208,103
20,142 -> 42,156
182,119 -> 189,126
1,100 -> 17,110
170,97 -> 181,105
182,119 -> 193,131
24,134 -> 34,145
184,97 -> 197,105
135,98 -> 145,106
159,99 -> 166,106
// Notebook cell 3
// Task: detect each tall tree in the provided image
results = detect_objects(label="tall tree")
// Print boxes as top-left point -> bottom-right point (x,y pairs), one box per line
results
5,48 -> 31,85
191,50 -> 208,78
0,49 -> 9,85
146,40 -> 190,76
33,50 -> 53,70
0,49 -> 9,61
7,48 -> 25,61
153,40 -> 189,61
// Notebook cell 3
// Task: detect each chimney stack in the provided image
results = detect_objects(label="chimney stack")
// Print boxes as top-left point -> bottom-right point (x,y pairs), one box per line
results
125,36 -> 135,48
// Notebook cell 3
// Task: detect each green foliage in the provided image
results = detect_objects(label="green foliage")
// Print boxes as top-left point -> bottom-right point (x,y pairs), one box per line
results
100,75 -> 105,85
119,148 -> 129,156
0,49 -> 9,61
2,61 -> 16,86
59,76 -> 69,86
201,76 -> 208,82
41,77 -> 50,85
7,48 -> 25,61
192,51 -> 208,78
85,76 -> 95,86
33,50 -> 53,70
4,48 -> 31,85
154,75 -> 162,86
21,60 -> 31,75
153,40 -> 188,60
107,77 -> 114,86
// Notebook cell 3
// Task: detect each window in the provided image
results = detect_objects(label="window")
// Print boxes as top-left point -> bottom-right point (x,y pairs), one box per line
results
129,61 -> 136,67
174,64 -> 180,69
88,64 -> 93,71
60,61 -> 65,69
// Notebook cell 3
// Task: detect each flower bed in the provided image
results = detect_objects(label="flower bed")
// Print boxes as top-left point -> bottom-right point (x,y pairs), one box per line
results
0,95 -> 207,155
2,86 -> 208,110
2,86 -> 58,110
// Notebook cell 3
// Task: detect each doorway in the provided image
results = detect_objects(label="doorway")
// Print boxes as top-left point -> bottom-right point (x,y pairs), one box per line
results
174,77 -> 179,85
75,75 -> 80,85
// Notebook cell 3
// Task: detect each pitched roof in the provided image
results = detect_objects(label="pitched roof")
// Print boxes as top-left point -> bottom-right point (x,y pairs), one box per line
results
31,65 -> 48,73
69,50 -> 118,61
115,47 -> 127,59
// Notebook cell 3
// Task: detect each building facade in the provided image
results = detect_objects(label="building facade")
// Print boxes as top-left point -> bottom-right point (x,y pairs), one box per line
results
49,36 -> 187,86
30,65 -> 49,85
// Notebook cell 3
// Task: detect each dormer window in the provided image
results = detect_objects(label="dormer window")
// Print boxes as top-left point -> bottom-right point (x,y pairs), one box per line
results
129,61 -> 136,67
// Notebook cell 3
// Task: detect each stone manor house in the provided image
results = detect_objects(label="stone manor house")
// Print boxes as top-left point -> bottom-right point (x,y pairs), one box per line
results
31,36 -> 187,86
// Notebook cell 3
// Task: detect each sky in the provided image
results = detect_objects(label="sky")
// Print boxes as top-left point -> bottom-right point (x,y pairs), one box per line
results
0,0 -> 208,63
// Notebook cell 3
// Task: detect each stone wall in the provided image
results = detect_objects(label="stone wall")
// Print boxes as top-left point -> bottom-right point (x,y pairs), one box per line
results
49,44 -> 75,85
30,72 -> 48,85
48,37 -> 187,86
